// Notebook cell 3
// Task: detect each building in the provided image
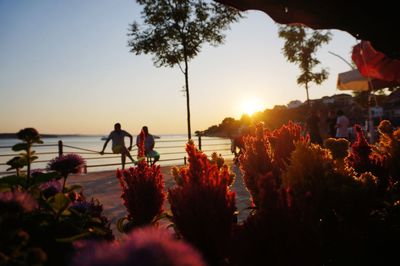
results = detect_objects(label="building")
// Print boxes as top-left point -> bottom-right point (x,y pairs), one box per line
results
287,100 -> 302,109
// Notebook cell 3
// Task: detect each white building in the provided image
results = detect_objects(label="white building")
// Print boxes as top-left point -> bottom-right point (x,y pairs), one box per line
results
287,100 -> 302,109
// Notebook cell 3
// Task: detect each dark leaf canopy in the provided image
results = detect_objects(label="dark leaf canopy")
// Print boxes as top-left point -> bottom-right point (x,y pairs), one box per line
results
278,25 -> 331,88
128,0 -> 241,68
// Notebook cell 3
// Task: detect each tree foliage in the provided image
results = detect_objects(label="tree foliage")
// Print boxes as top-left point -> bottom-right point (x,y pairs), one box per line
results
278,25 -> 332,105
128,0 -> 241,140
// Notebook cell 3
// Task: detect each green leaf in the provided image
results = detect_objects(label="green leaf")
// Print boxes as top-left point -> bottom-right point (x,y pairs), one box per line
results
152,211 -> 173,223
117,216 -> 128,233
90,217 -> 103,224
56,232 -> 91,243
33,137 -> 43,144
65,184 -> 83,193
33,172 -> 61,185
61,209 -> 72,216
30,156 -> 38,163
88,226 -> 109,236
12,143 -> 28,151
48,192 -> 70,213
0,175 -> 27,187
6,156 -> 26,169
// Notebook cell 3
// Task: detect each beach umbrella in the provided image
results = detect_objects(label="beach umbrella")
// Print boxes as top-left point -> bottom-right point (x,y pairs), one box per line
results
215,0 -> 400,81
337,69 -> 400,92
336,67 -> 400,143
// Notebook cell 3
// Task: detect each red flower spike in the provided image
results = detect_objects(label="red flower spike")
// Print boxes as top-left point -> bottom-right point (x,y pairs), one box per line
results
348,124 -> 386,179
168,142 -> 236,264
116,162 -> 165,229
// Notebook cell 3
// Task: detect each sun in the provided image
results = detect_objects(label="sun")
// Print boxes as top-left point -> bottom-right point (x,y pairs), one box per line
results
240,99 -> 264,116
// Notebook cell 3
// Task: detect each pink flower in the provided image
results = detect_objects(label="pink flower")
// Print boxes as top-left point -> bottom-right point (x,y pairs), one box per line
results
39,179 -> 62,198
47,153 -> 85,177
0,190 -> 38,212
71,227 -> 206,266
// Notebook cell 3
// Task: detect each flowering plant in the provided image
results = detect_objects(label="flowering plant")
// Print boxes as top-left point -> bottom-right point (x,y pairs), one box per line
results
0,129 -> 113,266
377,120 -> 400,180
6,128 -> 43,183
116,130 -> 165,232
47,153 -> 86,190
168,141 -> 236,264
116,163 -> 165,231
347,125 -> 387,190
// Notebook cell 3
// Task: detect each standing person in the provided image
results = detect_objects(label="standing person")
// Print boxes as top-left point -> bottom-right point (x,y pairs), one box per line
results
136,126 -> 160,165
326,110 -> 337,138
100,123 -> 136,169
231,129 -> 246,165
336,110 -> 350,139
305,109 -> 323,145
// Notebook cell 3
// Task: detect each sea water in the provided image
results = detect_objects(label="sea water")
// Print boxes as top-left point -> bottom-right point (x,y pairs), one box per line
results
0,135 -> 233,175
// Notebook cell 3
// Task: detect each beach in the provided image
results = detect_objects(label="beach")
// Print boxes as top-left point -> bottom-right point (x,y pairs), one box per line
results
68,163 -> 251,238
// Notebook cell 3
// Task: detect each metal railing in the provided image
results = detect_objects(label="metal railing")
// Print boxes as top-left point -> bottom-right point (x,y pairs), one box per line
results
0,136 -> 233,176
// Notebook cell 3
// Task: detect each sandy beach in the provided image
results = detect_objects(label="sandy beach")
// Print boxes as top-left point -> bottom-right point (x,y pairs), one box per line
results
68,163 -> 251,238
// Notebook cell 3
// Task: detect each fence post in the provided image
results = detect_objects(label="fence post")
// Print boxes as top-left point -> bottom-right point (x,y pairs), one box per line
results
198,135 -> 202,151
58,140 -> 63,157
184,156 -> 187,165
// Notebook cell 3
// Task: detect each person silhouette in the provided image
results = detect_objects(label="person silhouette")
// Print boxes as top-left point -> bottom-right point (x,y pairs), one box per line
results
136,126 -> 160,165
335,110 -> 350,139
100,123 -> 136,169
326,110 -> 337,138
305,109 -> 323,145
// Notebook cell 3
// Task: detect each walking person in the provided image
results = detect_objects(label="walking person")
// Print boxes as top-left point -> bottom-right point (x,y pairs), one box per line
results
100,123 -> 136,169
335,110 -> 350,139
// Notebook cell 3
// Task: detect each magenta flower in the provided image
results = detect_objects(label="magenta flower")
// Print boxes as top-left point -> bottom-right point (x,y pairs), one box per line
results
0,191 -> 38,212
69,199 -> 105,219
71,226 -> 206,266
48,153 -> 85,190
39,179 -> 62,198
48,153 -> 85,177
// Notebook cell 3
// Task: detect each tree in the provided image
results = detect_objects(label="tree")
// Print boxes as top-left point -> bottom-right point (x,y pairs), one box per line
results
278,25 -> 332,106
128,0 -> 241,140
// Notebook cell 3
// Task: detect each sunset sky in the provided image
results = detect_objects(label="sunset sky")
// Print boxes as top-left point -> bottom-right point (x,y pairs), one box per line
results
0,0 -> 357,135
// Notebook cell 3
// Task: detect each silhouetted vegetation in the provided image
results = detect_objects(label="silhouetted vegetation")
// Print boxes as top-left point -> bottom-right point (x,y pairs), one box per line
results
278,25 -> 332,106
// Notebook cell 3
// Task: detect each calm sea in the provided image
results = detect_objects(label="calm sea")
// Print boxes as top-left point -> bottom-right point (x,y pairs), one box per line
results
0,135 -> 233,175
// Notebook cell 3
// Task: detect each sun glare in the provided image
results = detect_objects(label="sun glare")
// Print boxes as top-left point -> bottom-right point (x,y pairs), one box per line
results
240,99 -> 264,116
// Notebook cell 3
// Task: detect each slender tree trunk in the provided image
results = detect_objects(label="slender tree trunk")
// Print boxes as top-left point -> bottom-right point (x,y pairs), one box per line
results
305,83 -> 310,107
27,143 -> 31,186
184,50 -> 192,141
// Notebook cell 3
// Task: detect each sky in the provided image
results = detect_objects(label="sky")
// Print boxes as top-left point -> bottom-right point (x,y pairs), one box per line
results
0,0 -> 358,135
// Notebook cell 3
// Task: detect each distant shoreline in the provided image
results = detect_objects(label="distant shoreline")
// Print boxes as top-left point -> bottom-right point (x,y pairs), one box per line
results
0,133 -> 100,139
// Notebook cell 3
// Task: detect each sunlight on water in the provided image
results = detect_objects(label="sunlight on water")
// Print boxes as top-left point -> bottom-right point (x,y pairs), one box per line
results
0,135 -> 233,175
